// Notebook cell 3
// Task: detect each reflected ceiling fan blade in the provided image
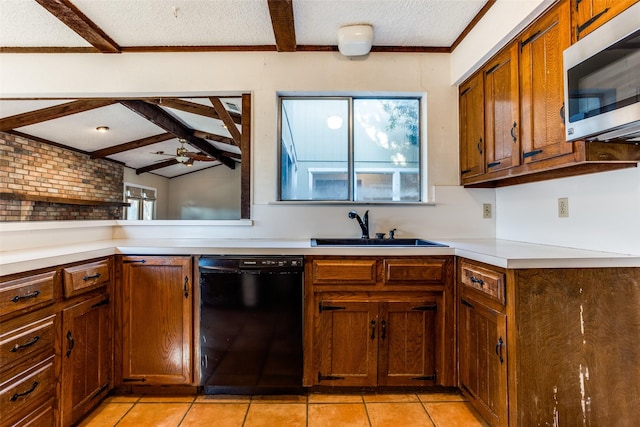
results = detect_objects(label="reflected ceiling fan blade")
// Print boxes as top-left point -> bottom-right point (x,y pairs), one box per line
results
185,152 -> 217,161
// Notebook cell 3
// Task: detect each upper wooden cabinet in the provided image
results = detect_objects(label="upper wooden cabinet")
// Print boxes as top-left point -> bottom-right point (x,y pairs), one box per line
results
459,73 -> 485,180
519,0 -> 572,164
484,43 -> 520,173
119,256 -> 193,385
573,0 -> 639,41
459,0 -> 640,188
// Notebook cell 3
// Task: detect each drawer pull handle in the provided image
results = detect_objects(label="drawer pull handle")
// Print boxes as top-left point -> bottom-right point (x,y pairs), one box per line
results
370,319 -> 376,340
184,276 -> 189,298
66,330 -> 75,357
470,276 -> 485,287
461,299 -> 474,309
381,319 -> 386,340
11,290 -> 40,303
83,272 -> 102,281
496,337 -> 504,364
10,336 -> 40,352
10,381 -> 39,401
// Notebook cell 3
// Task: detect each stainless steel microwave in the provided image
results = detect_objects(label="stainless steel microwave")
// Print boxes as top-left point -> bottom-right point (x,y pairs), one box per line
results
563,2 -> 640,142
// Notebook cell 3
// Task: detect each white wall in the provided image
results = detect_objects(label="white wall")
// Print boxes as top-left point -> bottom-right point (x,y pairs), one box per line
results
0,50 -> 495,244
496,167 -> 640,255
168,165 -> 241,220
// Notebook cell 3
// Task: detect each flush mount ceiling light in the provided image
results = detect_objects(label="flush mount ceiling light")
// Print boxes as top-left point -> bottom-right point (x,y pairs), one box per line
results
338,24 -> 373,57
95,126 -> 109,132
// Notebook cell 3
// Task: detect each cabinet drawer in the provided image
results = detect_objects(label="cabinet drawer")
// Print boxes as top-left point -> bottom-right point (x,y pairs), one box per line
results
312,259 -> 377,285
0,272 -> 56,318
0,315 -> 55,370
460,262 -> 505,304
383,259 -> 446,284
9,397 -> 54,427
0,356 -> 55,425
63,259 -> 111,298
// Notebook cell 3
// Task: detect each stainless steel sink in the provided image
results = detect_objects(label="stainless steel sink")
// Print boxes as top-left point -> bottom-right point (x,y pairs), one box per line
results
310,238 -> 448,247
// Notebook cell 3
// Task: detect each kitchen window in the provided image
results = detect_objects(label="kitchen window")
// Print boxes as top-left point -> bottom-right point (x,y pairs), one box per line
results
278,96 -> 422,202
124,184 -> 156,220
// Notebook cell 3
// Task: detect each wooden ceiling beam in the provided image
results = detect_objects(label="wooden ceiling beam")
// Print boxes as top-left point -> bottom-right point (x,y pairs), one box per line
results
136,159 -> 179,175
193,131 -> 236,146
119,100 -> 236,169
147,98 -> 242,125
35,0 -> 121,53
0,99 -> 116,131
267,0 -> 296,52
210,97 -> 242,146
90,132 -> 174,159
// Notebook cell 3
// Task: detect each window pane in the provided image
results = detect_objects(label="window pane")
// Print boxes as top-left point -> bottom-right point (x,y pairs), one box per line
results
400,172 -> 420,201
280,98 -> 349,200
126,198 -> 140,220
354,99 -> 420,201
142,200 -> 155,220
356,173 -> 393,201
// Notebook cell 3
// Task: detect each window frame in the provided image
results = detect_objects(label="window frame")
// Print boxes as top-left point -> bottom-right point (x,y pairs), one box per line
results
277,94 -> 424,204
123,183 -> 157,220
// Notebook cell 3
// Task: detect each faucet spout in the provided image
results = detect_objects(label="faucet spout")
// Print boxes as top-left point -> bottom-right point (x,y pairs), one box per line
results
348,210 -> 370,239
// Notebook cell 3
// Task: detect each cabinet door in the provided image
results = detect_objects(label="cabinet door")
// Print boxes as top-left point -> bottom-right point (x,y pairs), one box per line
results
121,256 -> 192,384
574,0 -> 639,40
519,0 -> 572,164
459,297 -> 507,427
459,72 -> 485,181
378,300 -> 437,386
316,301 -> 378,387
61,292 -> 112,426
484,43 -> 520,173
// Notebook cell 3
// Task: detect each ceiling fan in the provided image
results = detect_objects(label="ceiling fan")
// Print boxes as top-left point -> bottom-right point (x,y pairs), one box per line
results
152,139 -> 217,166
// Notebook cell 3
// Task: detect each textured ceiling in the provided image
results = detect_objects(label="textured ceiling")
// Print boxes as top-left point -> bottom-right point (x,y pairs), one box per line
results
0,0 -> 489,49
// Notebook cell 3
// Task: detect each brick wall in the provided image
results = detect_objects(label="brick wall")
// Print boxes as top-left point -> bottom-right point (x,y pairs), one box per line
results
0,132 -> 124,221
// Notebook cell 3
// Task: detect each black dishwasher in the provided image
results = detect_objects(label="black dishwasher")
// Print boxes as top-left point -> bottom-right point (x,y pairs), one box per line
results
198,255 -> 304,395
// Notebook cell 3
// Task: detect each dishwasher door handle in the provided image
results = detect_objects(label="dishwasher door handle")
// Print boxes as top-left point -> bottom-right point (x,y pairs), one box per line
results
199,265 -> 241,273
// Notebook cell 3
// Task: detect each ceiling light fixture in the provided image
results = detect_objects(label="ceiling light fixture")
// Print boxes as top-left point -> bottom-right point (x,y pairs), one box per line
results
338,24 -> 373,57
96,126 -> 109,132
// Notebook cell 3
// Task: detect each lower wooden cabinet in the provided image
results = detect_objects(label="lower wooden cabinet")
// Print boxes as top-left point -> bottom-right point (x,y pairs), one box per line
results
459,296 -> 507,426
60,291 -> 112,426
458,259 -> 508,427
118,256 -> 193,385
307,256 -> 455,389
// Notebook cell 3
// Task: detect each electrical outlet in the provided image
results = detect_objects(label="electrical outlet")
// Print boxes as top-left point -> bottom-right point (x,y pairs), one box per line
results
558,197 -> 569,218
483,203 -> 492,219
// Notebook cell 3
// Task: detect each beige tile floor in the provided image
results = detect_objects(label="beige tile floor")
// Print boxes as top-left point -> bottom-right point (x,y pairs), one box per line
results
79,393 -> 489,427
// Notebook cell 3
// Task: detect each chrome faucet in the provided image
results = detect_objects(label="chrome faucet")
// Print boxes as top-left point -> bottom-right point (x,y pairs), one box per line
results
348,210 -> 369,239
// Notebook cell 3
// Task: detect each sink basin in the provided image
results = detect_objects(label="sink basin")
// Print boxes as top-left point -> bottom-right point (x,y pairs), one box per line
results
310,238 -> 448,247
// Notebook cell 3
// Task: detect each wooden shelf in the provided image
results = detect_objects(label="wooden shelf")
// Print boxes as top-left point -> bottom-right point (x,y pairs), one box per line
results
0,192 -> 130,207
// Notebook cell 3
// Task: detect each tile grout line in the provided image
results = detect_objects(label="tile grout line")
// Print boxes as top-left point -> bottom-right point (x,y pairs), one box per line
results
176,399 -> 196,426
418,397 -> 439,427
361,393 -> 374,427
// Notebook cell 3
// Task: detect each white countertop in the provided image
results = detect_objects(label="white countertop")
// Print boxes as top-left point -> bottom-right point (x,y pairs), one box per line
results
2,238 -> 639,276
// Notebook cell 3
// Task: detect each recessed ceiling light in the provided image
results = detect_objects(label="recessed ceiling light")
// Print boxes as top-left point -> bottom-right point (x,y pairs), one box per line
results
96,126 -> 110,133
